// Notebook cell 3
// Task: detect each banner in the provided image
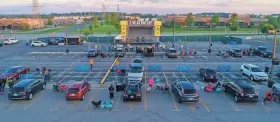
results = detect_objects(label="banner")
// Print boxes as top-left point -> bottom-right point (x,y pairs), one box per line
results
120,25 -> 127,37
154,25 -> 160,37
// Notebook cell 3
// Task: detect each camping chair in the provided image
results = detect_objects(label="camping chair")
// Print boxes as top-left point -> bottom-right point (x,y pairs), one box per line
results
92,100 -> 102,110
103,100 -> 113,111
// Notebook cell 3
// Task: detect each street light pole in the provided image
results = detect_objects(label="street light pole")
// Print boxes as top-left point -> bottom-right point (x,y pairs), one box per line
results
173,17 -> 175,47
269,30 -> 277,81
208,23 -> 212,53
257,14 -> 260,35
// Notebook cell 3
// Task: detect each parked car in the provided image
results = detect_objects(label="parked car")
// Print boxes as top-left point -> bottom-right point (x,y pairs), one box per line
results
66,81 -> 90,101
240,64 -> 268,81
0,66 -> 30,82
252,46 -> 273,58
222,81 -> 259,103
88,48 -> 100,57
226,48 -> 242,57
132,58 -> 143,67
166,48 -> 178,58
217,49 -> 227,56
115,47 -> 125,57
8,79 -> 46,100
272,84 -> 280,93
127,63 -> 144,83
199,68 -> 218,82
123,82 -> 142,102
171,81 -> 199,103
31,41 -> 48,47
4,38 -> 19,45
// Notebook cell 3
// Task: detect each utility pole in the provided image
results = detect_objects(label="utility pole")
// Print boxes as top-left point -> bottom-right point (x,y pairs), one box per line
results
208,23 -> 212,53
269,30 -> 278,81
258,14 -> 261,35
117,4 -> 120,19
172,16 -> 175,47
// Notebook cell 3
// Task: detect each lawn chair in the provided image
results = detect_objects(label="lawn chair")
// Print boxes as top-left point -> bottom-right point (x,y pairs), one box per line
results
92,100 -> 102,110
102,100 -> 113,111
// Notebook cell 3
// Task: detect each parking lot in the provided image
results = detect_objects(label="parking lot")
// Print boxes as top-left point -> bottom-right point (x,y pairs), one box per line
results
1,40 -> 280,122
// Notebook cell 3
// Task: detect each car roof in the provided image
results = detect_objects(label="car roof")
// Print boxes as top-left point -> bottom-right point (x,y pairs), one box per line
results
235,81 -> 253,89
10,66 -> 24,69
246,64 -> 258,68
178,81 -> 195,89
14,79 -> 34,87
69,82 -> 83,88
133,58 -> 143,60
257,46 -> 266,48
233,48 -> 241,50
169,48 -> 176,50
131,63 -> 142,67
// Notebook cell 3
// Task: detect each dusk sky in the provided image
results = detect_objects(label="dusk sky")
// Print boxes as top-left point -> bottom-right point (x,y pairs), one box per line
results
0,0 -> 279,15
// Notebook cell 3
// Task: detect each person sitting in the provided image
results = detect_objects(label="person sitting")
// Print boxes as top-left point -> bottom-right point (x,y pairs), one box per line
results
263,91 -> 273,104
204,83 -> 214,92
164,83 -> 169,91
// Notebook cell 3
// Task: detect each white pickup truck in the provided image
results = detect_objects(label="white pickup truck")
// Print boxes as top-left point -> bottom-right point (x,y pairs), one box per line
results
127,58 -> 144,83
4,38 -> 19,45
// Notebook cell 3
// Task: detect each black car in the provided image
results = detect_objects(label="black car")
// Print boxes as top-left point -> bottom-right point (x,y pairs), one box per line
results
171,81 -> 199,103
199,68 -> 218,82
226,48 -> 242,57
123,83 -> 142,102
88,49 -> 100,57
8,79 -> 46,100
252,46 -> 273,58
222,81 -> 258,103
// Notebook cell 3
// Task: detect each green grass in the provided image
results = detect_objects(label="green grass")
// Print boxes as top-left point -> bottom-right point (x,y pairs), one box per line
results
33,25 -> 76,34
71,24 -> 118,34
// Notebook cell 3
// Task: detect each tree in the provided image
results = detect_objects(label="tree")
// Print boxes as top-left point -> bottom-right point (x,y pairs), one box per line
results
277,16 -> 280,27
211,14 -> 220,26
105,13 -> 111,25
261,23 -> 274,39
88,24 -> 93,36
83,31 -> 90,39
268,16 -> 278,28
229,13 -> 239,31
47,17 -> 54,25
186,13 -> 194,28
93,16 -> 99,28
19,23 -> 29,30
111,13 -> 118,25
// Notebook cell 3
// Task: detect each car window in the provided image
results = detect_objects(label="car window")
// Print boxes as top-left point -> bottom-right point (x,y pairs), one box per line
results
244,65 -> 249,70
4,68 -> 18,74
234,49 -> 241,53
184,89 -> 196,94
206,69 -> 216,76
11,87 -> 25,92
126,85 -> 139,93
258,47 -> 267,51
133,59 -> 142,63
243,88 -> 255,94
176,84 -> 182,90
130,66 -> 142,73
251,67 -> 262,72
28,80 -> 37,87
170,50 -> 177,53
68,88 -> 80,93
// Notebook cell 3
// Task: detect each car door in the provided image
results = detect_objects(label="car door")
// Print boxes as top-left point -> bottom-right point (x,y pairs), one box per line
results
27,80 -> 38,93
243,65 -> 250,76
81,83 -> 87,94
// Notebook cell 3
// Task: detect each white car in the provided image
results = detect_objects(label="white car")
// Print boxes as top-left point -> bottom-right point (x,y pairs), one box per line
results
240,64 -> 268,81
4,38 -> 19,45
31,41 -> 48,47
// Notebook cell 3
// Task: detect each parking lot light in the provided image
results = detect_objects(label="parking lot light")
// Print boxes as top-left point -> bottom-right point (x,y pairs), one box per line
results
269,30 -> 277,81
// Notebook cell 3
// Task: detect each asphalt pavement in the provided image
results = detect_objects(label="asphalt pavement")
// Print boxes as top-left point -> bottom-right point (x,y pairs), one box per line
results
1,40 -> 280,122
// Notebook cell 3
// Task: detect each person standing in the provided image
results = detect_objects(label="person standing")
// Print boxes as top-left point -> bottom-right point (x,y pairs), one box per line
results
108,84 -> 115,99
0,78 -> 3,96
7,78 -> 13,89
89,57 -> 94,71
44,68 -> 51,82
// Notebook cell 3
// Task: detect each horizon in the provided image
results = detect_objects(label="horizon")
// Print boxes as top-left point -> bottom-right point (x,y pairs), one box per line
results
0,0 -> 280,15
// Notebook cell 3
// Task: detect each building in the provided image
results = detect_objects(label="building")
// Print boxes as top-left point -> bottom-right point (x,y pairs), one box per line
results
0,18 -> 44,30
53,16 -> 84,25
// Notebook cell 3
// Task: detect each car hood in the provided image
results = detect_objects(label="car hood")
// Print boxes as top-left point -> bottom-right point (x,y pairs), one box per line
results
127,72 -> 143,77
0,73 -> 11,78
253,72 -> 268,76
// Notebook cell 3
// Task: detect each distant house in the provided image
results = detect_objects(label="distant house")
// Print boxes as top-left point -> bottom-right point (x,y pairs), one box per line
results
0,18 -> 44,30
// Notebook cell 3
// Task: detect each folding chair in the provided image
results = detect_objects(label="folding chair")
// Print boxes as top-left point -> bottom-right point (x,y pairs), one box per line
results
92,100 -> 101,110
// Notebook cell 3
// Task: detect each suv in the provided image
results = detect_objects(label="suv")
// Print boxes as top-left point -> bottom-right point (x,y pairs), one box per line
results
66,81 -> 90,101
226,48 -> 242,57
222,81 -> 259,103
115,48 -> 125,57
127,63 -> 144,83
123,83 -> 142,102
4,38 -> 19,45
8,79 -> 46,100
88,48 -> 100,57
166,48 -> 178,58
252,46 -> 272,58
240,64 -> 268,81
171,81 -> 199,103
0,66 -> 30,82
199,68 -> 218,82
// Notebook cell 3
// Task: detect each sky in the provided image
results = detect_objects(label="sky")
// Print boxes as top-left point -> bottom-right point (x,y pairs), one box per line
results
0,0 -> 279,15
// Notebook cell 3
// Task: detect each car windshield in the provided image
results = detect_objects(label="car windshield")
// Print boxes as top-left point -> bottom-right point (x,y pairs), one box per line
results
206,69 -> 216,76
258,47 -> 267,51
4,68 -> 18,74
170,50 -> 177,53
89,49 -> 97,52
10,87 -> 25,93
184,89 -> 196,94
251,67 -> 262,72
126,85 -> 139,93
234,49 -> 241,53
243,88 -> 255,94
133,59 -> 142,63
67,88 -> 79,93
130,67 -> 142,73
116,49 -> 122,52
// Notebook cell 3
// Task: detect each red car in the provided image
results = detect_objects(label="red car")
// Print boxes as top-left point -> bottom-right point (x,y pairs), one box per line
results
66,81 -> 91,100
0,66 -> 30,82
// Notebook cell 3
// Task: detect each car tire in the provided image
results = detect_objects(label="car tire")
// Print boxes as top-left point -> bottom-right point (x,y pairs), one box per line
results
41,44 -> 43,47
32,45 -> 35,47
178,97 -> 182,103
261,54 -> 264,57
240,70 -> 244,75
81,94 -> 85,101
27,93 -> 33,100
42,84 -> 46,90
138,98 -> 142,102
250,75 -> 254,81
234,95 -> 239,103
272,87 -> 277,93
222,86 -> 227,92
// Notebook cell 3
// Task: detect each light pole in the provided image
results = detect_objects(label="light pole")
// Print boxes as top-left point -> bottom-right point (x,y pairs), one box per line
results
208,23 -> 212,53
173,17 -> 175,47
269,30 -> 278,81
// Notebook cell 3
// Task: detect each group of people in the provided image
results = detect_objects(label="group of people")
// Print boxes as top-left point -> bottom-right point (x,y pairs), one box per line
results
148,77 -> 169,92
262,91 -> 280,104
180,49 -> 197,56
204,82 -> 222,92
